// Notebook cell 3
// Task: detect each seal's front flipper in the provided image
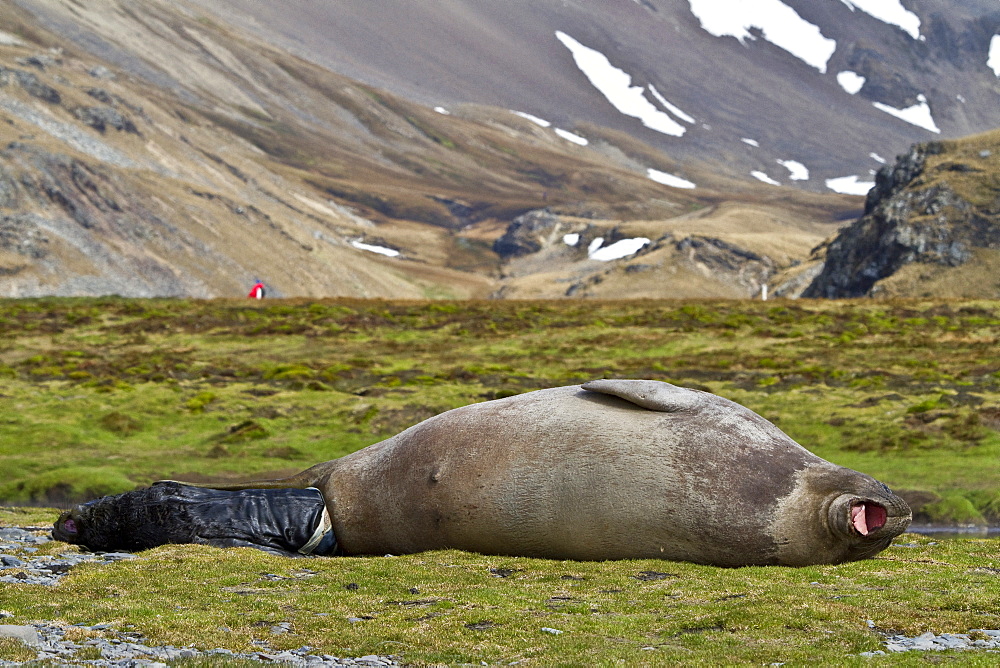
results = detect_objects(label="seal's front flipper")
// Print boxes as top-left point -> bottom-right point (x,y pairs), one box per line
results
581,379 -> 703,413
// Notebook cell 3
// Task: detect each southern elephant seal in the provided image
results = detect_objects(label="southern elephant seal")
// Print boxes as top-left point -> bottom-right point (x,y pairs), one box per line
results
55,380 -> 911,566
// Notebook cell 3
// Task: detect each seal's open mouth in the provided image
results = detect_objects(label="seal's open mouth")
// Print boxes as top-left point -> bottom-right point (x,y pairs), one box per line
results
851,501 -> 887,536
60,518 -> 77,535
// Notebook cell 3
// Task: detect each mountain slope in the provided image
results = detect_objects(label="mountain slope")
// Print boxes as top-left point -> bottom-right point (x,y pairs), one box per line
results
183,0 -> 1000,192
1,0 -> 998,298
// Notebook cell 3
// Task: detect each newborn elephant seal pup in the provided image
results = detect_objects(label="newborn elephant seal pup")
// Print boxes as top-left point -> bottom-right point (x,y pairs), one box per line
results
53,482 -> 338,557
154,380 -> 911,567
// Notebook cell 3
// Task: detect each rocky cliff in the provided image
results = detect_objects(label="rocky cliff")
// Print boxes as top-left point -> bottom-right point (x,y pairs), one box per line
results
804,131 -> 1000,298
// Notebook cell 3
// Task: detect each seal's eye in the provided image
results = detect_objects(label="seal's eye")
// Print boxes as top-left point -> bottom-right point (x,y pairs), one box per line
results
62,518 -> 78,534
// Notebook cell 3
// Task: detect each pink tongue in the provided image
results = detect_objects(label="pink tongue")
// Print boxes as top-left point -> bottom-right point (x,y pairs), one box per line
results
851,504 -> 869,535
868,504 -> 887,530
63,519 -> 77,534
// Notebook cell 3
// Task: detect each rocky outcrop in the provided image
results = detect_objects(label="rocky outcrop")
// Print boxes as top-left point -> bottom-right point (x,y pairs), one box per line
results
803,142 -> 1000,298
0,213 -> 50,261
0,66 -> 61,103
493,209 -> 598,259
675,235 -> 773,280
493,210 -> 559,258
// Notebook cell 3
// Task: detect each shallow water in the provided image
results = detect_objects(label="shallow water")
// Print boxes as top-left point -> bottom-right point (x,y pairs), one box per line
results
907,525 -> 999,539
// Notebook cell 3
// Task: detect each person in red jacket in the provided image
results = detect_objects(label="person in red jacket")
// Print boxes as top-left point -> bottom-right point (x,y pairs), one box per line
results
248,281 -> 265,299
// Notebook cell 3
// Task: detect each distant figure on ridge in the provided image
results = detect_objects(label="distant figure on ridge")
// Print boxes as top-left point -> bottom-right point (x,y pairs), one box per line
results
248,281 -> 266,299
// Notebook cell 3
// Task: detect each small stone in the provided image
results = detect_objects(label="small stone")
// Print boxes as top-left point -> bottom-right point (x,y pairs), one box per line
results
971,629 -> 1000,637
89,65 -> 115,79
540,627 -> 563,635
0,529 -> 32,540
0,624 -> 41,648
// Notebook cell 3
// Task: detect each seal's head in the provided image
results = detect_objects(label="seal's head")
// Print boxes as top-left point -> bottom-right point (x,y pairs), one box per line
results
52,488 -> 177,552
826,484 -> 912,562
772,465 -> 912,566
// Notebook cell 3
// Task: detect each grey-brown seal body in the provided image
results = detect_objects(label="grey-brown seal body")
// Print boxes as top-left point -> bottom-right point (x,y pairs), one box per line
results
171,380 -> 911,566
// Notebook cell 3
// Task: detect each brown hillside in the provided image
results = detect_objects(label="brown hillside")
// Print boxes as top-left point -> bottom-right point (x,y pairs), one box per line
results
0,0 -> 866,298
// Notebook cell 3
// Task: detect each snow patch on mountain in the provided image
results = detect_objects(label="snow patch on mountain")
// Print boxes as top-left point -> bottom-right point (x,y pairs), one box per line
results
778,159 -> 809,181
826,175 -> 874,195
588,237 -> 650,261
556,31 -> 688,137
563,233 -> 580,247
741,138 -> 760,147
751,170 -> 781,186
513,111 -> 551,127
686,0 -> 836,73
351,240 -> 400,257
648,85 -> 695,124
989,35 -> 1000,77
647,168 -> 696,189
873,94 -> 940,133
837,71 -> 866,94
839,0 -> 921,40
555,127 -> 588,145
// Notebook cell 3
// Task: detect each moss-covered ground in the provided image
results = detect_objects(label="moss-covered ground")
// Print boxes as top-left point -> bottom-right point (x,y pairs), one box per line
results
1,297 -> 998,664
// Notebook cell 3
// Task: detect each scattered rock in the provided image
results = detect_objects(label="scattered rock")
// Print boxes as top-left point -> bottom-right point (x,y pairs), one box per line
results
87,65 -> 115,79
633,571 -> 677,581
0,214 -> 50,259
878,629 -> 1000,653
0,527 -> 401,666
0,67 -> 61,103
73,106 -> 139,134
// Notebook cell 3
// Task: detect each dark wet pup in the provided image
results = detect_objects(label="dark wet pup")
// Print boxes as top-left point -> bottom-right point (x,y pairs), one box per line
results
52,481 -> 338,557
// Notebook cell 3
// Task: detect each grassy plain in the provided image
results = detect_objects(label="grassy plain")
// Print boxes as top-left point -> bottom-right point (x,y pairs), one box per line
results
1,297 -> 999,665
0,297 -> 997,520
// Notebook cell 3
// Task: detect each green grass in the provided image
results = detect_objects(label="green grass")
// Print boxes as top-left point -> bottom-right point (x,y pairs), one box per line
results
0,525 -> 998,665
1,297 -> 999,664
1,297 -> 997,521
